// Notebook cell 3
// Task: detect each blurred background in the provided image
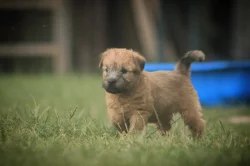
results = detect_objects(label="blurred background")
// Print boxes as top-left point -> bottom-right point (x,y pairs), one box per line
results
0,0 -> 249,73
0,0 -> 249,107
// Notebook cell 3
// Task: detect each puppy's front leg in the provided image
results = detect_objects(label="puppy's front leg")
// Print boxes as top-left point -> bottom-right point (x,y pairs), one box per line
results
129,111 -> 149,133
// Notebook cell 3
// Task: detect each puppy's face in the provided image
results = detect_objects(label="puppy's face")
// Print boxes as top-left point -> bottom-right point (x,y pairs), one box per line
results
99,48 -> 146,94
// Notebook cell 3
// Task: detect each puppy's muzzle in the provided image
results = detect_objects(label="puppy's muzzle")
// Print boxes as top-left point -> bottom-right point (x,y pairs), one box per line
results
102,73 -> 122,94
102,81 -> 121,94
107,78 -> 117,85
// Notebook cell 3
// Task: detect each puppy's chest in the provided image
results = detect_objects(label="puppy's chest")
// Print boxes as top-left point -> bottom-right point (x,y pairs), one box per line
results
107,94 -> 153,113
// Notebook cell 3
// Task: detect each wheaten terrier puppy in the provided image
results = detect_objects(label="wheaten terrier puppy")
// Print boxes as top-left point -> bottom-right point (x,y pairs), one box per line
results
99,48 -> 206,137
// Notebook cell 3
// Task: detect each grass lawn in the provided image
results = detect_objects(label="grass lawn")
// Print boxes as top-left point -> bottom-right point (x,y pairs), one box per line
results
0,75 -> 249,166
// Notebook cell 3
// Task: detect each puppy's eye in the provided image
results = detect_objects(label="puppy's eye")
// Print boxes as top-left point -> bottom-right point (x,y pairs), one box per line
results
103,68 -> 108,72
121,68 -> 127,74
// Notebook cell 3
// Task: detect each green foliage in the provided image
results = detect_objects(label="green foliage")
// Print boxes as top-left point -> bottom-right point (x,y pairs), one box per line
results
0,75 -> 249,166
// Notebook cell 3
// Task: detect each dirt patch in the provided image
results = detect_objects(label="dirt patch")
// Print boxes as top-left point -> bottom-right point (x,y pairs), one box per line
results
229,116 -> 250,124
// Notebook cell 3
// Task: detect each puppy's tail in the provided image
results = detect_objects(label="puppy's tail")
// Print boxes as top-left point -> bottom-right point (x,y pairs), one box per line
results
174,50 -> 205,77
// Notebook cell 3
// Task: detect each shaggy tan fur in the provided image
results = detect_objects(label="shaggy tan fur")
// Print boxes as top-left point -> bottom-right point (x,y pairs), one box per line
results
99,48 -> 206,137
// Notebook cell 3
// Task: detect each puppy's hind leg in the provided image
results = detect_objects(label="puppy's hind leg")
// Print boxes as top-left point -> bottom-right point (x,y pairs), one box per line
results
156,113 -> 173,135
180,109 -> 206,138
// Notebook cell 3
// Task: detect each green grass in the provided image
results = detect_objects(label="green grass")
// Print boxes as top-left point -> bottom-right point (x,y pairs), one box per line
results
0,75 -> 250,166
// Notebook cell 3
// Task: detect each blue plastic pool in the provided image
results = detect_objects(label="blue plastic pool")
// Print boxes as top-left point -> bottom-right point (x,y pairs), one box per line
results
144,61 -> 250,107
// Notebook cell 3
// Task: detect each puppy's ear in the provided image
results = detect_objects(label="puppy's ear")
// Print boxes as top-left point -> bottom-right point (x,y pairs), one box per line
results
98,53 -> 105,68
133,52 -> 146,70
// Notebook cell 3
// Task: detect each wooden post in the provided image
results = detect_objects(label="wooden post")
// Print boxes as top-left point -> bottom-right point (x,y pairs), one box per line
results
53,0 -> 72,73
131,0 -> 158,61
232,0 -> 250,60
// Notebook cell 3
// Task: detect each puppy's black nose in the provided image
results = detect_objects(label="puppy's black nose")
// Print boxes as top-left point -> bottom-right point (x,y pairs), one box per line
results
107,78 -> 117,84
